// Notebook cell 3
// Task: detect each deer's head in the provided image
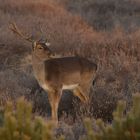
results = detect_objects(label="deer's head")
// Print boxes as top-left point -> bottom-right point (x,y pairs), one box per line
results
9,22 -> 55,60
32,40 -> 55,60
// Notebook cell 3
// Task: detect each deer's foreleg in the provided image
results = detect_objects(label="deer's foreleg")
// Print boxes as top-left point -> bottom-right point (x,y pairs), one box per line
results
48,88 -> 62,122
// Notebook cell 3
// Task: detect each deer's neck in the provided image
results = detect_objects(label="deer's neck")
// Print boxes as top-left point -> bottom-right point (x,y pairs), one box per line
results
32,54 -> 50,64
32,54 -> 47,87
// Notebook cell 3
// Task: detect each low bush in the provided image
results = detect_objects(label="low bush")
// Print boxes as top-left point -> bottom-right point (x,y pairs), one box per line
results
0,97 -> 63,140
83,94 -> 140,140
0,94 -> 140,140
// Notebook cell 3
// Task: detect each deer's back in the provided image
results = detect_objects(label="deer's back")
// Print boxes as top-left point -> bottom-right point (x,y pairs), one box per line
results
44,57 -> 97,85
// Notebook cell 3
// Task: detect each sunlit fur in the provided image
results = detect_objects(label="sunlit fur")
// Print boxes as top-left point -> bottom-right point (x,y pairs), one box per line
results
32,42 -> 97,122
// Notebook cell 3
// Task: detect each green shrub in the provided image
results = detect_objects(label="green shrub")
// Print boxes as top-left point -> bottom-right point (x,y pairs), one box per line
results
0,95 -> 140,140
0,97 -> 63,140
83,94 -> 140,140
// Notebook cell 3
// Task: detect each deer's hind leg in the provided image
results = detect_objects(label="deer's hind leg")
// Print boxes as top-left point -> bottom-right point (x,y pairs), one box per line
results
73,87 -> 88,103
47,88 -> 62,122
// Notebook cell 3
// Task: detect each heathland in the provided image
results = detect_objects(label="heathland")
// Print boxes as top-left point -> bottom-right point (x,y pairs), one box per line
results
0,0 -> 140,139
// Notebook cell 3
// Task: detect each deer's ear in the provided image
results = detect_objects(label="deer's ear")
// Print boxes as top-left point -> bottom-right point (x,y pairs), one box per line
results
32,41 -> 37,50
33,41 -> 37,47
45,42 -> 51,47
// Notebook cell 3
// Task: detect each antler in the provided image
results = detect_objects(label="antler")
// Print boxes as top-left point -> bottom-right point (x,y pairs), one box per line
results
38,22 -> 51,44
39,23 -> 44,35
9,22 -> 34,43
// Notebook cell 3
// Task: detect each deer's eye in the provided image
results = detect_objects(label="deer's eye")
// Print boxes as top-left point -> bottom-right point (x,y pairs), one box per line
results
38,47 -> 43,49
37,46 -> 43,49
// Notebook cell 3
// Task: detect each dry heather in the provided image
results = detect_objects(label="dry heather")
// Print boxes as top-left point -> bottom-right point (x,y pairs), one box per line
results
59,0 -> 140,30
0,0 -> 140,139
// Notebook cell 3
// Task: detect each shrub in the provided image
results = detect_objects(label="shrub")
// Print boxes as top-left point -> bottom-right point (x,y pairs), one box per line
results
60,0 -> 140,30
0,94 -> 140,140
83,94 -> 140,140
0,97 -> 64,140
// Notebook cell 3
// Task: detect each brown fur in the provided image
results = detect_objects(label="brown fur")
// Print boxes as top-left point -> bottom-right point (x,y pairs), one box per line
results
9,23 -> 97,122
32,43 -> 97,121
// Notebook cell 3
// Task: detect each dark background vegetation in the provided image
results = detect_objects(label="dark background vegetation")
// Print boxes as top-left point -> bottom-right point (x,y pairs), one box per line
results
0,0 -> 140,139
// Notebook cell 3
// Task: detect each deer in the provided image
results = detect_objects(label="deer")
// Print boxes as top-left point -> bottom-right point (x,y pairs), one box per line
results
9,23 -> 97,122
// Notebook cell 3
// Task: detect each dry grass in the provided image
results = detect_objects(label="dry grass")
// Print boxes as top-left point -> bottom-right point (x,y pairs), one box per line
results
0,0 -> 140,139
60,0 -> 140,30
